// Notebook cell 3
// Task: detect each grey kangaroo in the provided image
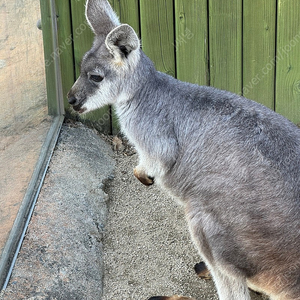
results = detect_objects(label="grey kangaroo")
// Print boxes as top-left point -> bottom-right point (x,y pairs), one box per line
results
67,0 -> 300,299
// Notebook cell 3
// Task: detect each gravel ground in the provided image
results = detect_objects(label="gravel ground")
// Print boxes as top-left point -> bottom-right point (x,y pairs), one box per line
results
1,122 -> 266,300
102,152 -> 218,300
1,123 -> 115,300
102,142 -> 266,300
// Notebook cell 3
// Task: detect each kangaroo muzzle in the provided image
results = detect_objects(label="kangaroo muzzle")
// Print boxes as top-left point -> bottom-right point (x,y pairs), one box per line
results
67,92 -> 87,114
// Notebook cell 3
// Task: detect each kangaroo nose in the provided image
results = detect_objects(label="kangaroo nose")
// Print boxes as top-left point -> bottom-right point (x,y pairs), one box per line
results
68,95 -> 77,105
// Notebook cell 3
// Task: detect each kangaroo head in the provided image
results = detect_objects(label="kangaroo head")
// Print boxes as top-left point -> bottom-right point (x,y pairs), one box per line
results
67,0 -> 140,114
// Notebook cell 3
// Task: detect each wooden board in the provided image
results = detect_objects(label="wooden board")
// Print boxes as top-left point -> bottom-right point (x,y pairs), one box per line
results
56,0 -> 300,129
208,0 -> 242,94
55,0 -> 76,109
243,0 -> 276,109
140,0 -> 176,77
70,0 -> 111,133
109,0 -> 141,134
40,0 -> 57,115
276,0 -> 300,124
175,0 -> 209,85
69,0 -> 94,77
110,0 -> 140,36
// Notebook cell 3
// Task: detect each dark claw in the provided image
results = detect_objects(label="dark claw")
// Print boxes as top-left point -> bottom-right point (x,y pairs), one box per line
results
194,261 -> 212,280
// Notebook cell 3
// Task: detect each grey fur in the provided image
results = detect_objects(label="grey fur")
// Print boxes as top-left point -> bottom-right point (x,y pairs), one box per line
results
68,1 -> 300,299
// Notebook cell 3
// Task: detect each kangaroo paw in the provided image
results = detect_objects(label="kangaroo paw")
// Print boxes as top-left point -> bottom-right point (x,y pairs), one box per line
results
194,261 -> 212,280
133,168 -> 154,186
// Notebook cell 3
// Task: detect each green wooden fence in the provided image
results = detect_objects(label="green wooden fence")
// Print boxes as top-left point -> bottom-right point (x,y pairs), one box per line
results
52,0 -> 300,133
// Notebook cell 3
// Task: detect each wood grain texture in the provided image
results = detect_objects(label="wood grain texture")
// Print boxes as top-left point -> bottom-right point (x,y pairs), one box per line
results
40,0 -> 57,115
276,0 -> 300,124
243,0 -> 276,109
208,0 -> 242,94
175,0 -> 209,85
60,1 -> 300,129
70,0 -> 94,77
140,0 -> 176,77
70,0 -> 111,133
110,0 -> 140,36
109,0 -> 141,134
55,0 -> 76,109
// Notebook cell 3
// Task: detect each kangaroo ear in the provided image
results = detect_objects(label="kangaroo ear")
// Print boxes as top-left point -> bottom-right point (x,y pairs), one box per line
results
85,0 -> 120,36
105,24 -> 140,60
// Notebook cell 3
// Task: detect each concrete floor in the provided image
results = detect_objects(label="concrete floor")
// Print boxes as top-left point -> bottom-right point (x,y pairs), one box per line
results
1,123 -> 115,299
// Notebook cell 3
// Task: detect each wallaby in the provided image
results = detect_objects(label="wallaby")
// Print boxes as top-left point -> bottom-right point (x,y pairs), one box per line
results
67,0 -> 300,299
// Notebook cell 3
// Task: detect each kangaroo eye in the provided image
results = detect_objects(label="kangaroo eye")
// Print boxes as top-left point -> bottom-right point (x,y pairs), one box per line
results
88,73 -> 104,83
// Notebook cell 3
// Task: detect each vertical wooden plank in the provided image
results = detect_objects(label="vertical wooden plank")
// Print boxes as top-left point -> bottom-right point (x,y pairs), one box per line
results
108,0 -> 121,21
119,0 -> 140,37
70,0 -> 111,133
175,0 -> 208,85
70,0 -> 94,77
208,0 -> 242,94
140,0 -> 176,77
55,0 -> 75,109
40,0 -> 58,115
276,0 -> 300,124
110,0 -> 140,134
243,0 -> 276,109
108,0 -> 139,35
